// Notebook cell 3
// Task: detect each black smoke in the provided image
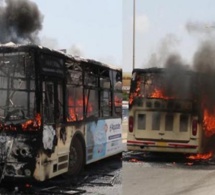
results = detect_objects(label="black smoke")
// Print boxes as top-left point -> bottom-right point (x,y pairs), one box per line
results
162,54 -> 192,99
186,21 -> 215,35
0,0 -> 43,44
193,41 -> 215,113
160,40 -> 215,114
193,40 -> 215,73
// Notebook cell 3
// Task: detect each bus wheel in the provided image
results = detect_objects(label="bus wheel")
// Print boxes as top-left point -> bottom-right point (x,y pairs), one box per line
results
68,136 -> 84,175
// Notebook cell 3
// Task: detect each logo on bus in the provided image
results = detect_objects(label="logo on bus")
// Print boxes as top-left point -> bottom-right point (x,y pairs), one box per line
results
110,123 -> 121,132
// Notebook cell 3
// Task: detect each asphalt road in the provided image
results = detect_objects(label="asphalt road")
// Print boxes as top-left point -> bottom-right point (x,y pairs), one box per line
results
122,153 -> 215,195
122,120 -> 215,195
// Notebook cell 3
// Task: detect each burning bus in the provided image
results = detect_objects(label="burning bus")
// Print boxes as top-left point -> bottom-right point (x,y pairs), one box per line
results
0,43 -> 123,182
127,67 -> 215,156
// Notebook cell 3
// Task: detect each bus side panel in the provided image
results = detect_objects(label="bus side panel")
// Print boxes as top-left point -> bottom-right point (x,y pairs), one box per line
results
34,125 -> 85,181
86,118 -> 122,164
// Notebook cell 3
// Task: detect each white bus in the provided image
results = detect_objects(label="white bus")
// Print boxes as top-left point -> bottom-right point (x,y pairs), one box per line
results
127,67 -> 215,155
0,43 -> 123,182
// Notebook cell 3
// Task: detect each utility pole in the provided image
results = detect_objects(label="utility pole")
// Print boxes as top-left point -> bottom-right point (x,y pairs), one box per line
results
132,0 -> 136,70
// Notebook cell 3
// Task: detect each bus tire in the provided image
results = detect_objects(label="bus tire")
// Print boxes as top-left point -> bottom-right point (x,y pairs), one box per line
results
68,136 -> 84,175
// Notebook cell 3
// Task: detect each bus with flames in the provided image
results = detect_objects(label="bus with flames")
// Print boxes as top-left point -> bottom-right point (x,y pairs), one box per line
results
127,67 -> 215,155
0,43 -> 123,182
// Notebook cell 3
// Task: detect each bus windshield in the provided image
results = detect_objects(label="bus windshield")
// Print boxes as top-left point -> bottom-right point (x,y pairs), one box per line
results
130,69 -> 194,103
0,52 -> 35,121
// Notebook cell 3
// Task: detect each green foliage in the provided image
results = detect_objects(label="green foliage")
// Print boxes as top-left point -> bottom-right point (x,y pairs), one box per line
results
123,91 -> 129,101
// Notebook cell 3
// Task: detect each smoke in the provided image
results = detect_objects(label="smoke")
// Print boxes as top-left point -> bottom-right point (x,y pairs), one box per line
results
0,0 -> 43,44
159,39 -> 215,114
67,44 -> 85,57
193,40 -> 215,73
40,36 -> 59,50
160,54 -> 192,99
192,40 -> 215,113
145,19 -> 215,114
186,21 -> 215,35
147,34 -> 180,67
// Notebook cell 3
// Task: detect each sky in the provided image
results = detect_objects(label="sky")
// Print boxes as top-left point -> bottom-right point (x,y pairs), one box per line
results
123,0 -> 215,72
1,0 -> 215,73
31,0 -> 122,67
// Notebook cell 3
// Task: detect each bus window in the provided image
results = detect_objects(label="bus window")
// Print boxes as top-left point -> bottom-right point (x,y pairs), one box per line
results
100,72 -> 112,117
57,83 -> 63,122
84,72 -> 98,87
85,89 -> 99,118
43,82 -> 54,123
67,86 -> 84,121
113,71 -> 122,116
100,90 -> 111,117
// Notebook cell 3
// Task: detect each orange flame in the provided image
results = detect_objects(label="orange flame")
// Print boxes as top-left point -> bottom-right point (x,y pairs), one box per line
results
129,158 -> 140,162
203,109 -> 215,137
187,151 -> 213,160
151,89 -> 174,99
129,79 -> 141,104
129,84 -> 175,105
67,97 -> 93,122
22,113 -> 41,130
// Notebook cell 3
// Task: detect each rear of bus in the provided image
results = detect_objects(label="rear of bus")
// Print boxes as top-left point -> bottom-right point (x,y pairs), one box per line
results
127,68 -> 207,154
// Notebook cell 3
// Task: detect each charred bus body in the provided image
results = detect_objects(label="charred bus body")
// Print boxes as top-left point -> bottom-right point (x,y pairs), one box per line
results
127,67 -> 215,155
0,43 -> 123,182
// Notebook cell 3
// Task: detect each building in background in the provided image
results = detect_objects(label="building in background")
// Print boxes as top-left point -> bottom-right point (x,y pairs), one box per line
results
122,72 -> 131,92
122,72 -> 131,100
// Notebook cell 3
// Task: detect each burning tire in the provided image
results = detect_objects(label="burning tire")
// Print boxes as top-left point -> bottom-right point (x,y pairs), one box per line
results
68,136 -> 84,175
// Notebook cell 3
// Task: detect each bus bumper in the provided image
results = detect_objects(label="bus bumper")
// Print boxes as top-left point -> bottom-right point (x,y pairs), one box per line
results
127,140 -> 201,154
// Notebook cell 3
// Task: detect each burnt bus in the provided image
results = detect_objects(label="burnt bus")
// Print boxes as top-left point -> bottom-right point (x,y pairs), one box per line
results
0,43 -> 123,182
127,67 -> 215,154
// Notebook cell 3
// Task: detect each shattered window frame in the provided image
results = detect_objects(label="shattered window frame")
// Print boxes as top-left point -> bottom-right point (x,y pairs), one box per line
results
112,70 -> 122,117
100,68 -> 112,117
0,51 -> 36,119
66,61 -> 84,122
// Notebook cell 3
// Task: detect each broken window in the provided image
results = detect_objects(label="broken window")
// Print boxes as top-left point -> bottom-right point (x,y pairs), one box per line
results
0,52 -> 36,120
43,82 -> 54,124
67,86 -> 84,121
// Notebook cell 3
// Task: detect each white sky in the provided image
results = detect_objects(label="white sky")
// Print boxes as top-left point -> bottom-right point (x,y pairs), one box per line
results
31,0 -> 215,73
123,0 -> 215,72
32,0 -> 122,67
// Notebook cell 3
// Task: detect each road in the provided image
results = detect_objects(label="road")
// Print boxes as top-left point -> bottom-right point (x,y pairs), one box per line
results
123,160 -> 215,195
122,120 -> 215,195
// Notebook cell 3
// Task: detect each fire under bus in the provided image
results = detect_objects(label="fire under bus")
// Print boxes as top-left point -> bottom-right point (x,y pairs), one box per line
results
0,43 -> 123,182
127,67 -> 215,155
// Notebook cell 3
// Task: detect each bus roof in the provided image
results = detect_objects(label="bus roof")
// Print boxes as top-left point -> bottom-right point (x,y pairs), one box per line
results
0,42 -> 122,71
132,67 -> 164,73
68,55 -> 122,71
132,67 -> 195,75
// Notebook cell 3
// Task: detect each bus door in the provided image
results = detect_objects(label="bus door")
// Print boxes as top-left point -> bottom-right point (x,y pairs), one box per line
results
42,80 -> 63,123
42,79 -> 64,151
